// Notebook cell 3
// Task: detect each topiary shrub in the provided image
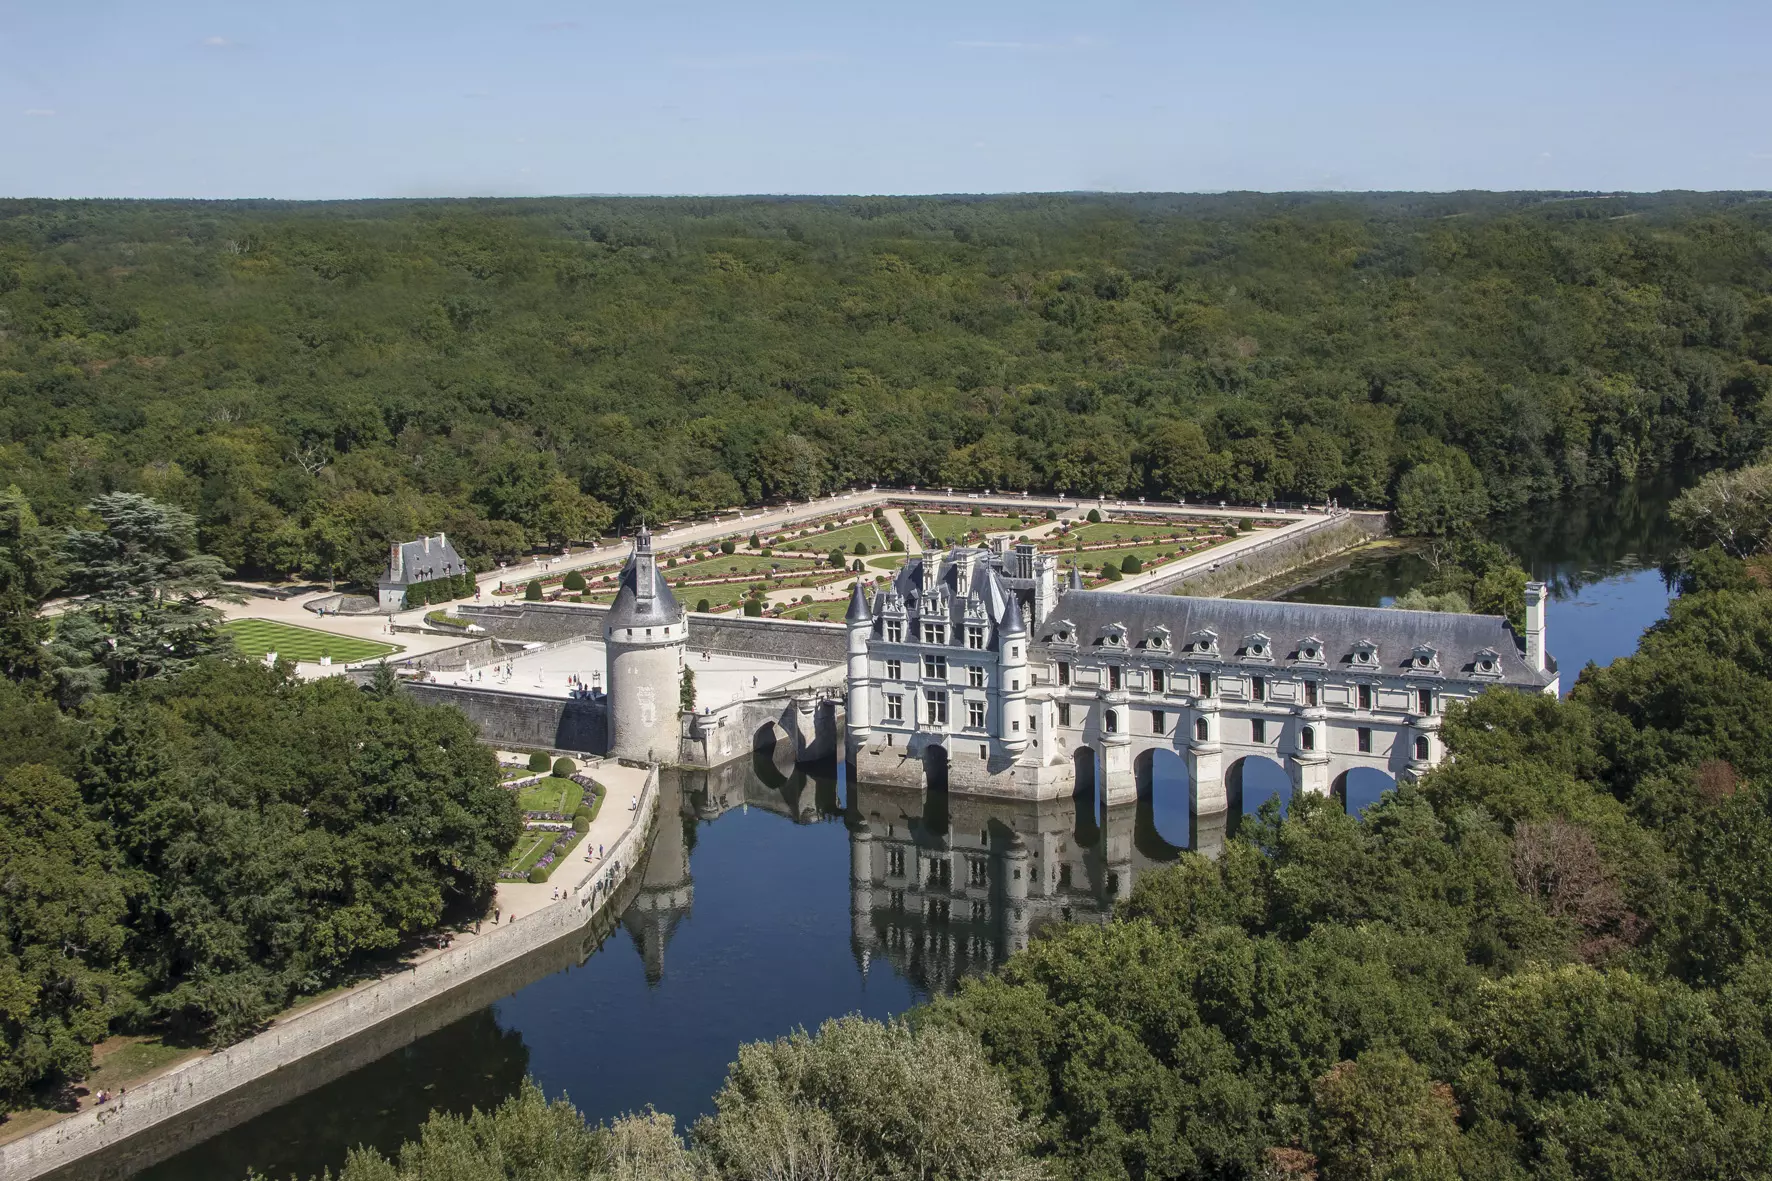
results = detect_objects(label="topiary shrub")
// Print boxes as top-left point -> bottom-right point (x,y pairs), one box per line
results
720,539 -> 736,555
1046,508 -> 1058,520
853,541 -> 867,554
525,579 -> 543,601
872,506 -> 884,519
528,751 -> 550,772
742,599 -> 763,617
829,549 -> 846,568
1241,519 -> 1255,532
696,598 -> 711,613
1087,508 -> 1102,523
760,547 -> 772,557
553,756 -> 576,777
527,865 -> 549,884
971,505 -> 982,516
890,538 -> 905,552
1122,555 -> 1143,574
749,532 -> 760,548
824,521 -> 835,531
564,569 -> 586,592
1101,562 -> 1123,581
572,809 -> 592,833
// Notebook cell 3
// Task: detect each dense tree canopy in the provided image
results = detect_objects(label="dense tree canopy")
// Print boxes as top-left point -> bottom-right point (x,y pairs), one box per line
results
2,192 -> 1769,583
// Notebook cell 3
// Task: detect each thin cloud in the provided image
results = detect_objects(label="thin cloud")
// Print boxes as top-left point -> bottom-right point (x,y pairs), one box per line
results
670,50 -> 840,69
200,35 -> 241,49
24,108 -> 55,117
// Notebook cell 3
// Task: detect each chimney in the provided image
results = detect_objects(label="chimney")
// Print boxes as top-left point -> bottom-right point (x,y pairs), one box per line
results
1524,582 -> 1548,673
389,541 -> 403,582
954,549 -> 975,596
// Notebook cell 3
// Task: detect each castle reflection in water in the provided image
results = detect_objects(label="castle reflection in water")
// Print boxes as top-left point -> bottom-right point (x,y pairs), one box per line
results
623,744 -> 1226,996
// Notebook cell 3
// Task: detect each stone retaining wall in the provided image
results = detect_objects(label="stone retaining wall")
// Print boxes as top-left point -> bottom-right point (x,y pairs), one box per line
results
401,682 -> 608,755
454,602 -> 846,665
1144,513 -> 1389,598
1,770 -> 660,1181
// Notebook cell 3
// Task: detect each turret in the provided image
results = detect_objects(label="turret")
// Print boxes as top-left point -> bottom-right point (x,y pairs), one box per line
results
604,525 -> 687,763
999,594 -> 1029,754
1001,830 -> 1031,956
849,817 -> 876,975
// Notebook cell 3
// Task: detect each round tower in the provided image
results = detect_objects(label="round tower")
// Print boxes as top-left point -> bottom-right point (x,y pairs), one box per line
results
998,593 -> 1029,756
604,525 -> 686,764
845,580 -> 873,760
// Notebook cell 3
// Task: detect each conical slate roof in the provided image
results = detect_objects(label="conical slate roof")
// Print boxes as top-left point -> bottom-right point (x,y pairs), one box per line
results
846,579 -> 872,624
606,526 -> 682,630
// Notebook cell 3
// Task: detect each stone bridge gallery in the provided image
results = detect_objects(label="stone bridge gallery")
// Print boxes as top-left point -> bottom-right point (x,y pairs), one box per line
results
400,534 -> 1556,835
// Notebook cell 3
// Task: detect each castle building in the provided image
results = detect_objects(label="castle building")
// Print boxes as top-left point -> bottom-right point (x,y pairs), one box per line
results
604,526 -> 687,763
847,541 -> 1556,808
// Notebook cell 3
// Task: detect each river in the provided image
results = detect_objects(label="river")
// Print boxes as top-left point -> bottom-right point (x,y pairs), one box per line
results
138,477 -> 1686,1181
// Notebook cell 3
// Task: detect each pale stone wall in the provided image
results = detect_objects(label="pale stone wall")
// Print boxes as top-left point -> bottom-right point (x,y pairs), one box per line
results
1,771 -> 661,1181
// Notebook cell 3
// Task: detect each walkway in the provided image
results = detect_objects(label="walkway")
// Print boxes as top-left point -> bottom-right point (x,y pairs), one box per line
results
881,507 -> 923,554
493,760 -> 652,922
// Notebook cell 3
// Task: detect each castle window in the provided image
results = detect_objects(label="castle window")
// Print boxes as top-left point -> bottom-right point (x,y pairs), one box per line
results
923,654 -> 947,679
885,658 -> 902,680
1200,672 -> 1214,698
1358,727 -> 1372,753
1357,684 -> 1372,710
1252,718 -> 1266,743
968,665 -> 985,688
886,694 -> 904,721
1417,688 -> 1433,715
1415,735 -> 1430,760
1029,715 -> 1037,731
885,620 -> 903,643
1481,659 -> 1495,673
1195,717 -> 1209,741
923,623 -> 947,645
1108,665 -> 1122,691
968,700 -> 986,728
1152,668 -> 1165,693
1059,862 -> 1073,888
967,625 -> 985,649
1059,703 -> 1072,727
1305,680 -> 1319,706
979,744 -> 988,760
1011,645 -> 1020,659
1104,709 -> 1119,734
1301,726 -> 1315,751
1058,661 -> 1071,685
926,691 -> 949,725
887,847 -> 905,877
1152,710 -> 1166,735
1251,675 -> 1266,702
1011,679 -> 1020,691
969,859 -> 989,888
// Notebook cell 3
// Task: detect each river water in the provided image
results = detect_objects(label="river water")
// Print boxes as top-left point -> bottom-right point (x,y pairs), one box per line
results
140,477 -> 1686,1181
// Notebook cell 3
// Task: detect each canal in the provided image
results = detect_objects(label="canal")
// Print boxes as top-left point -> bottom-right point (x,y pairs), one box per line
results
140,477 -> 1688,1181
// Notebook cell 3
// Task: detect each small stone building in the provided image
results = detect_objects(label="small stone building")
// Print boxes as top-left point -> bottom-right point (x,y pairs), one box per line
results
377,533 -> 469,613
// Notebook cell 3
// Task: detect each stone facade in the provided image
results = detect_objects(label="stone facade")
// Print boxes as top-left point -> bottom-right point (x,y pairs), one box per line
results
603,526 -> 687,763
849,545 -> 1558,811
377,533 -> 468,613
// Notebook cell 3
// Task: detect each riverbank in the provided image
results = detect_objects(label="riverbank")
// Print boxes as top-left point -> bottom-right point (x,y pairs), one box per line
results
0,764 -> 660,1181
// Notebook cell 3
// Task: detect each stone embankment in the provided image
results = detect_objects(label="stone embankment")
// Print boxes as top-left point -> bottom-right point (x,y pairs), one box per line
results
1141,512 -> 1389,597
1,768 -> 661,1181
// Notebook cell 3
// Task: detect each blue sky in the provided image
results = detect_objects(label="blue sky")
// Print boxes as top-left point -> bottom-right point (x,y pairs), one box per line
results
3,0 -> 1769,198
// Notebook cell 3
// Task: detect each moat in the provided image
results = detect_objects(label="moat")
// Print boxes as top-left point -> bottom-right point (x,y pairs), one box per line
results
139,477 -> 1686,1181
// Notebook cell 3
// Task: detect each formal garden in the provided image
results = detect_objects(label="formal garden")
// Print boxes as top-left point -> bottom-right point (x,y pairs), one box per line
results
501,757 -> 605,883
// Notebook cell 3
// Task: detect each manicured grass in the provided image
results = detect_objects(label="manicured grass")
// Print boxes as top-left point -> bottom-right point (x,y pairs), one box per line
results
767,519 -> 886,555
525,831 -> 586,881
668,553 -> 823,579
1066,520 -> 1214,546
224,618 -> 401,663
866,554 -> 909,571
516,776 -> 583,814
913,512 -> 1031,545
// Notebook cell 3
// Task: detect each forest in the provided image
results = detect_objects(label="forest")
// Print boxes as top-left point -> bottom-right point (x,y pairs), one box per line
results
1,191 -> 1770,586
278,528 -> 1772,1180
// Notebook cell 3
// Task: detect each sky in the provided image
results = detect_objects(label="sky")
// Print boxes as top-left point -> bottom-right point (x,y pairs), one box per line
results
3,0 -> 1770,199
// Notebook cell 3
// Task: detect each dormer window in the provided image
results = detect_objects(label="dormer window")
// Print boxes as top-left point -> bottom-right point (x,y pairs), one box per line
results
1187,629 -> 1220,657
1242,633 -> 1273,661
1144,626 -> 1172,651
1473,648 -> 1503,678
1409,644 -> 1440,674
1296,636 -> 1325,664
1101,623 -> 1128,649
1351,640 -> 1378,667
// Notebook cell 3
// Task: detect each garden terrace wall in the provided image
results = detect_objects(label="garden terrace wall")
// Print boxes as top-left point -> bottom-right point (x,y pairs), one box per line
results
455,603 -> 846,666
1143,513 -> 1389,597
3,769 -> 661,1181
402,682 -> 608,755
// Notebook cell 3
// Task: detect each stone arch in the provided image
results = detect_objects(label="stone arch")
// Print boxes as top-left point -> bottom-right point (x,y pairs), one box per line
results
922,741 -> 949,793
1071,747 -> 1101,847
1226,754 -> 1292,828
1332,766 -> 1397,818
754,719 -> 789,758
1103,708 -> 1119,735
1133,747 -> 1191,857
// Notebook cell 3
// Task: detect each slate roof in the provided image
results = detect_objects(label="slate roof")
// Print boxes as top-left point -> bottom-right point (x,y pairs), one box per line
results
874,549 -> 1024,647
1038,590 -> 1553,687
381,534 -> 467,588
606,529 -> 682,630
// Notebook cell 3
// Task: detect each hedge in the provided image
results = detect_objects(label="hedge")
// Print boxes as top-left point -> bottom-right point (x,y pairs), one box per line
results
742,600 -> 763,616
524,579 -> 544,601
527,751 -> 551,772
563,569 -> 586,592
553,756 -> 576,776
403,572 -> 475,609
1101,562 -> 1123,581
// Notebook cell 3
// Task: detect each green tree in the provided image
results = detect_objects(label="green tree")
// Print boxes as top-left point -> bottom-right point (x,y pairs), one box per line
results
525,578 -> 544,601
680,667 -> 695,713
1394,457 -> 1489,538
1669,462 -> 1772,557
1309,1049 -> 1461,1181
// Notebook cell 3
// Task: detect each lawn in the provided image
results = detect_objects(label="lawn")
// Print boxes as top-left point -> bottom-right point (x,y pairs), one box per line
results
767,519 -> 887,555
1065,520 -> 1217,546
224,619 -> 401,663
667,552 -> 823,579
912,511 -> 1034,545
516,776 -> 583,814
